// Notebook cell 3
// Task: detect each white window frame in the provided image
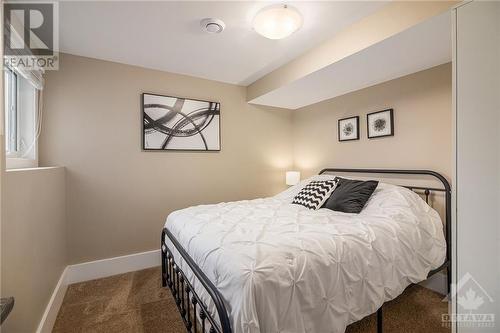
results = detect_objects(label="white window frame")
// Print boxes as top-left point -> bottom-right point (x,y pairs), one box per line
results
5,68 -> 18,155
4,67 -> 39,169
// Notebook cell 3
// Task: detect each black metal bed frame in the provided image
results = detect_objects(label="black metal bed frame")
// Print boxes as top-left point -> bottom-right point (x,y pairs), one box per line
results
161,168 -> 452,333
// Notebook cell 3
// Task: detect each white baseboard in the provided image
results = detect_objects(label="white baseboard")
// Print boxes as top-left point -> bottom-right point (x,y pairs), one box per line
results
36,267 -> 69,333
65,249 -> 161,284
36,249 -> 161,332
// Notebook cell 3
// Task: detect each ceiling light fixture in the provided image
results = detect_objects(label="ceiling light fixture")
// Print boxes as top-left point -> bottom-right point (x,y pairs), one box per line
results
253,4 -> 303,40
200,18 -> 225,34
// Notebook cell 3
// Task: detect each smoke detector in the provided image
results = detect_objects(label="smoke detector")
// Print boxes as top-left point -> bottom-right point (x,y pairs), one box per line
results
200,18 -> 225,34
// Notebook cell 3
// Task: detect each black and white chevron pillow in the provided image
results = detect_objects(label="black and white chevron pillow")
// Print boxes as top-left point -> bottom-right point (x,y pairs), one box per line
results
292,178 -> 339,210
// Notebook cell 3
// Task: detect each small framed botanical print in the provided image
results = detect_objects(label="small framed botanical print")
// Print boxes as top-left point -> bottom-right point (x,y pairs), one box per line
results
338,116 -> 359,142
367,109 -> 394,139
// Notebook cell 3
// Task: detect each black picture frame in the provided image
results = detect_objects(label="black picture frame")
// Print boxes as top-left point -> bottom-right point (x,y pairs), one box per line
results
338,116 -> 360,142
141,92 -> 221,152
367,109 -> 394,139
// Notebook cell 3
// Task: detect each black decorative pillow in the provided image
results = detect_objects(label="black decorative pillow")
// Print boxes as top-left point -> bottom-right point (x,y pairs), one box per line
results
322,178 -> 378,213
292,179 -> 339,210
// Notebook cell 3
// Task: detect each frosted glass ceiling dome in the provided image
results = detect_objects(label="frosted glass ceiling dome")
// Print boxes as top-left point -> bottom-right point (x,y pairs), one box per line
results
253,4 -> 303,40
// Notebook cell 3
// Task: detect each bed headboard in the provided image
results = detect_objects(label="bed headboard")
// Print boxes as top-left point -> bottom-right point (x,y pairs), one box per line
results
318,168 -> 451,284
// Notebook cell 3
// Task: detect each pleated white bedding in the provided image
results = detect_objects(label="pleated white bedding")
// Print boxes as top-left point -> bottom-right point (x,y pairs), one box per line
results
164,177 -> 446,333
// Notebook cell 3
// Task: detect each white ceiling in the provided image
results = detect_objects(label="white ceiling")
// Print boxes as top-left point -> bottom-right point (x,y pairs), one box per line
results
249,11 -> 452,109
59,1 -> 387,86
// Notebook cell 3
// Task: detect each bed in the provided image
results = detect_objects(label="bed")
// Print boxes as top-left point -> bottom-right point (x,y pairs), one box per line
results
161,168 -> 451,333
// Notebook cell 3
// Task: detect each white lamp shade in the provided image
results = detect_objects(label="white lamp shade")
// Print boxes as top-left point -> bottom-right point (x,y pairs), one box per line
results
253,4 -> 303,40
286,171 -> 301,186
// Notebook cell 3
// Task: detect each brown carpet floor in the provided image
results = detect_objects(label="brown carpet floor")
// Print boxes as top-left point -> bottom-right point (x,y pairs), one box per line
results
54,267 -> 449,333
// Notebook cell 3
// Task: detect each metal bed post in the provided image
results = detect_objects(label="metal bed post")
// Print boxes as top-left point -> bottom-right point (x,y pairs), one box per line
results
161,228 -> 168,288
377,307 -> 383,333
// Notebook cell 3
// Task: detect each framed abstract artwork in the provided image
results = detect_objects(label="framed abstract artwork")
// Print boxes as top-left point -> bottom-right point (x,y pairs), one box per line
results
142,93 -> 221,151
338,116 -> 359,142
367,109 -> 394,139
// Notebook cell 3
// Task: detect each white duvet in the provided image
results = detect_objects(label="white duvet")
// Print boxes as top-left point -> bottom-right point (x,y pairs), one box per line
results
164,176 -> 446,333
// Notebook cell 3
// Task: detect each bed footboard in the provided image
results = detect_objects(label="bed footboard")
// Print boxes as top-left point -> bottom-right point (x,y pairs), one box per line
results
161,228 -> 232,333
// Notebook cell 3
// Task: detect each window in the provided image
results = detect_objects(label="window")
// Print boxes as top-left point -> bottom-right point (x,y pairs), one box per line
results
3,66 -> 38,168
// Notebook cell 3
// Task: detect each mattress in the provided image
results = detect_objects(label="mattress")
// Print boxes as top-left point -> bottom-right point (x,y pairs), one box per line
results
164,176 -> 446,333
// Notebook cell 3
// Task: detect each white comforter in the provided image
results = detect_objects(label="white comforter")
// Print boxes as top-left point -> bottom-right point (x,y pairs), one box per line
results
164,176 -> 446,333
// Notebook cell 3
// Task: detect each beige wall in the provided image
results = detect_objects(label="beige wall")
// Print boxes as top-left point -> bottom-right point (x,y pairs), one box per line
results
39,54 -> 293,264
39,56 -> 451,266
292,63 -> 452,180
1,167 -> 67,333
